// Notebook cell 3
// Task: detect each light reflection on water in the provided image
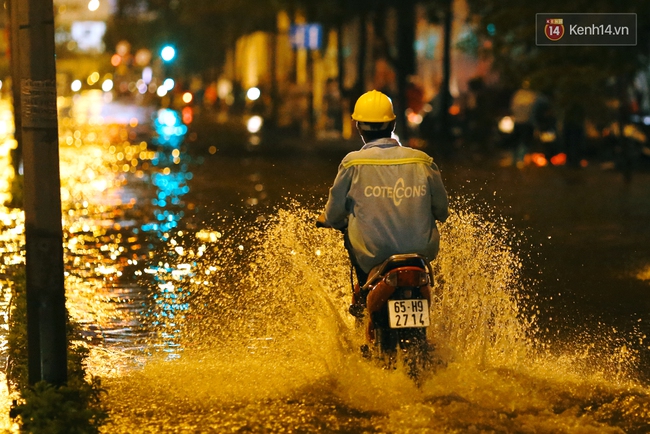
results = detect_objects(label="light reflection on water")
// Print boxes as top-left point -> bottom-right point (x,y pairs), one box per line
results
0,96 -> 648,432
0,98 -> 197,376
60,105 -> 198,367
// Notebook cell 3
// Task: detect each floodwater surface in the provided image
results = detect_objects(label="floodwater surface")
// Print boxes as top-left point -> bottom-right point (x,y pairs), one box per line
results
0,97 -> 649,433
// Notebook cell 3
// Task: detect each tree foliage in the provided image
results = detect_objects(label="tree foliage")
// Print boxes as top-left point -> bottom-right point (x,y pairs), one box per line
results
107,0 -> 285,75
107,0 -> 425,80
466,0 -> 650,120
6,267 -> 107,433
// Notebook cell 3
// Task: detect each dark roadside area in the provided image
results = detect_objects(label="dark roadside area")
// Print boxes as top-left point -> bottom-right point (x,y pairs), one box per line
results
185,115 -> 650,382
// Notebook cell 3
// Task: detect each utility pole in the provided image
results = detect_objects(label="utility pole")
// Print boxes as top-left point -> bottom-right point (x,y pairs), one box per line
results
10,0 -> 68,385
439,0 -> 453,157
7,0 -> 22,203
396,0 -> 416,141
355,10 -> 367,100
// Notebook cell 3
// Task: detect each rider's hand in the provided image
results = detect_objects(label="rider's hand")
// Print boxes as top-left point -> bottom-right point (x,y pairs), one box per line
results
315,213 -> 329,228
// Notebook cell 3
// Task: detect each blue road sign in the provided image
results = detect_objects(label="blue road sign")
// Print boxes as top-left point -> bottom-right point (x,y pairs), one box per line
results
290,24 -> 323,50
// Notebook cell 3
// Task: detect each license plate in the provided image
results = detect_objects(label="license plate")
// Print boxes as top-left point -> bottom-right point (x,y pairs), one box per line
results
387,299 -> 430,328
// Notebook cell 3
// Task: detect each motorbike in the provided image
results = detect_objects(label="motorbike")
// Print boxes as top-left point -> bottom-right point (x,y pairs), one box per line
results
355,253 -> 435,382
316,215 -> 435,382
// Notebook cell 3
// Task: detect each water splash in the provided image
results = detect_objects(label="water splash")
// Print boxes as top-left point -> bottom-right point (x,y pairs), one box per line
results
140,205 -> 353,357
431,206 -> 531,368
0,93 -> 644,430
101,199 -> 650,432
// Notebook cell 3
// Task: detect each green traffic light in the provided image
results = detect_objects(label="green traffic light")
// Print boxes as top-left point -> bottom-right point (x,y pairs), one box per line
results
161,46 -> 176,62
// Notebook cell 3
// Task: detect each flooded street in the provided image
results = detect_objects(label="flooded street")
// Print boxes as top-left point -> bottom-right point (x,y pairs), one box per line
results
1,95 -> 650,432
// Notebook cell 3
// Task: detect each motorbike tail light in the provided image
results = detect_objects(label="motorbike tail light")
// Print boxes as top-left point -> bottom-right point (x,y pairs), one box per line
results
418,272 -> 429,286
384,269 -> 429,287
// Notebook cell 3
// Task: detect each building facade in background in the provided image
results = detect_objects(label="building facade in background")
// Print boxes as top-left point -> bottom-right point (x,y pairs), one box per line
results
1,0 -> 489,140
52,0 -> 116,93
228,0 -> 489,138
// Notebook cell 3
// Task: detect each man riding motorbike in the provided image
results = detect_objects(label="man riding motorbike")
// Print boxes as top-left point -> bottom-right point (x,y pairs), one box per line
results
317,90 -> 449,315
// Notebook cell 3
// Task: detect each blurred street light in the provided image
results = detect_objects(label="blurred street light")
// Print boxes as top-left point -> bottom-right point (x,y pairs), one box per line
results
163,78 -> 175,91
247,115 -> 263,134
246,87 -> 261,101
161,45 -> 176,62
87,72 -> 100,85
102,79 -> 114,92
143,67 -> 153,84
498,116 -> 515,134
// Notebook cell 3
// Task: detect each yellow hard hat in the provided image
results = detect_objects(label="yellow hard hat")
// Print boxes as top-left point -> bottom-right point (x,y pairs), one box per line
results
351,90 -> 396,122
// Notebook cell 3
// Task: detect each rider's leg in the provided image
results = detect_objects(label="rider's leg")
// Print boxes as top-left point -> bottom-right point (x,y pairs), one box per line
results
343,232 -> 368,317
343,231 -> 368,286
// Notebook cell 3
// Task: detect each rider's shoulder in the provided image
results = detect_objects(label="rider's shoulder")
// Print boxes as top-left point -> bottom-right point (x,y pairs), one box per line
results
395,146 -> 435,163
339,149 -> 366,165
399,146 -> 432,157
340,146 -> 434,168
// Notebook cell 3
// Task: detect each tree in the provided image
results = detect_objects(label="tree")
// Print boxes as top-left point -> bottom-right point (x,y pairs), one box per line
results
466,0 -> 650,124
291,0 -> 423,137
107,0 -> 283,76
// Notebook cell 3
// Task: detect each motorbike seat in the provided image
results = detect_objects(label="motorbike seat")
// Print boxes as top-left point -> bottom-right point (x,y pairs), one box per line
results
363,254 -> 432,289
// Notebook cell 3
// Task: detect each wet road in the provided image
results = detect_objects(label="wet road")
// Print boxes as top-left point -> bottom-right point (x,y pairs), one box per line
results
441,162 -> 650,373
1,98 -> 650,432
187,142 -> 650,347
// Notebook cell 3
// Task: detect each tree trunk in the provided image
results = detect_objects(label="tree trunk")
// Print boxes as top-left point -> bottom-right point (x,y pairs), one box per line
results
10,0 -> 68,386
439,0 -> 453,156
396,0 -> 416,140
355,11 -> 368,99
7,0 -> 22,205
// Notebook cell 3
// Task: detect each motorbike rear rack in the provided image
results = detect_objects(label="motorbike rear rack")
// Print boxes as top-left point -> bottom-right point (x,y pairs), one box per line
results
362,253 -> 434,291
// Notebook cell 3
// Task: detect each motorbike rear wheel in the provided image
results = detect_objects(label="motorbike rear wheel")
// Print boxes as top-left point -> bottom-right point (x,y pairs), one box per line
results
398,328 -> 431,384
374,327 -> 431,384
374,327 -> 398,370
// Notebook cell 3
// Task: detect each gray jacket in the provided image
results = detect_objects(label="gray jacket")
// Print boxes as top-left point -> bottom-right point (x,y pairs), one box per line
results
324,137 -> 449,272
